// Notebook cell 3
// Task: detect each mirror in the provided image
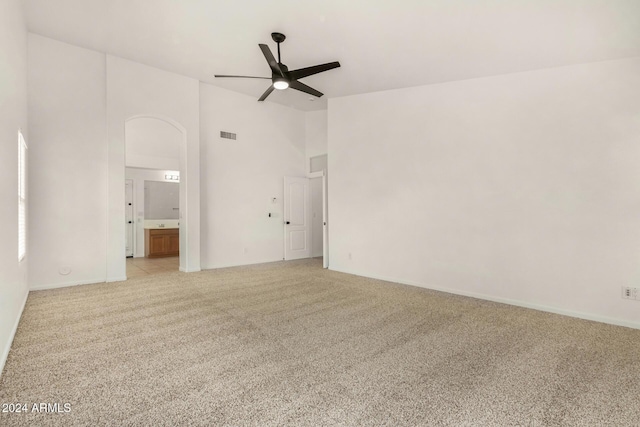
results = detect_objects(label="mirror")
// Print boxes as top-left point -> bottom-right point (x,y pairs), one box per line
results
144,181 -> 179,219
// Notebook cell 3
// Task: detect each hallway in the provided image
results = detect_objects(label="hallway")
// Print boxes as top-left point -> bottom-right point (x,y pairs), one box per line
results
126,256 -> 179,278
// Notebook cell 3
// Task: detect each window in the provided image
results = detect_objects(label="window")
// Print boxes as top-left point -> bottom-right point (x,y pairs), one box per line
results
18,131 -> 27,261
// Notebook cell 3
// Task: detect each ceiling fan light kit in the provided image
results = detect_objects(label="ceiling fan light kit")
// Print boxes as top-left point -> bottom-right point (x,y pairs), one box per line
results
215,32 -> 340,102
273,77 -> 289,90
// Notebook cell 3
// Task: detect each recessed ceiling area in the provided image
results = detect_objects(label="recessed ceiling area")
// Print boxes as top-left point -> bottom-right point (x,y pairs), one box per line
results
23,0 -> 640,111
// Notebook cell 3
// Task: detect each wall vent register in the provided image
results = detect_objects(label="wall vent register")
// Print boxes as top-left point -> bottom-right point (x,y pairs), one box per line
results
220,131 -> 237,140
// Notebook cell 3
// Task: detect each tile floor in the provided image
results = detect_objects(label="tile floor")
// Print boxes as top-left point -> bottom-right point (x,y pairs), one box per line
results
126,256 -> 179,278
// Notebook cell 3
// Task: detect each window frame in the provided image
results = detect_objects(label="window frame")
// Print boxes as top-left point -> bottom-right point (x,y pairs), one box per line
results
18,130 -> 27,262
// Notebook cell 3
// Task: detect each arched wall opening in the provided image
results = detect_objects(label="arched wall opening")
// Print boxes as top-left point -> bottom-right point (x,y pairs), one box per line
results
124,115 -> 189,273
124,116 -> 184,267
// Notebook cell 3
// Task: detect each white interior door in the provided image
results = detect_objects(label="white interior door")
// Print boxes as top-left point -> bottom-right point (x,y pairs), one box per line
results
284,176 -> 311,260
322,174 -> 328,268
125,180 -> 134,257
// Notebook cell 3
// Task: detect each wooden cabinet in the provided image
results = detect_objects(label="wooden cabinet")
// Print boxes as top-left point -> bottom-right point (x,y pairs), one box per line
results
145,228 -> 179,258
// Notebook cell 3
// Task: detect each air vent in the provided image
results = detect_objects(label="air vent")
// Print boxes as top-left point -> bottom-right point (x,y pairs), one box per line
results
220,131 -> 237,140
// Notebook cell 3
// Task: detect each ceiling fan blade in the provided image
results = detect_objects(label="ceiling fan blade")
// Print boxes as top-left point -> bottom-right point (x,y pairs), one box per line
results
258,85 -> 275,102
289,80 -> 323,98
290,61 -> 340,80
259,44 -> 284,77
214,75 -> 270,79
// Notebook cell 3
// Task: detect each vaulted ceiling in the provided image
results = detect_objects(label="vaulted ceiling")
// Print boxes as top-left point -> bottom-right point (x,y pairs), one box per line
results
23,0 -> 640,111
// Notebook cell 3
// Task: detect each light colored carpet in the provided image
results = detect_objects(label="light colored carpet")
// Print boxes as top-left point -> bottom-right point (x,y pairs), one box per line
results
1,258 -> 639,426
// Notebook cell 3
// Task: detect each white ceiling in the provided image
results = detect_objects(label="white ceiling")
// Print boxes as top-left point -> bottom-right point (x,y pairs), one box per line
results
23,0 -> 640,111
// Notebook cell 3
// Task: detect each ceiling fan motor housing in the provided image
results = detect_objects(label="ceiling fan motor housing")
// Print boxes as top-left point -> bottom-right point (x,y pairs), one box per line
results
273,63 -> 290,88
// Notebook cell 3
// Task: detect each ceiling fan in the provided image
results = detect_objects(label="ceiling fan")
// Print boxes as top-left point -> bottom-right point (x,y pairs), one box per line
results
215,32 -> 341,102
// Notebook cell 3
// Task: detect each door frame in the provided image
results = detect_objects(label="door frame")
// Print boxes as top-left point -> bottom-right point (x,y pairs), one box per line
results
125,179 -> 134,257
307,171 -> 328,268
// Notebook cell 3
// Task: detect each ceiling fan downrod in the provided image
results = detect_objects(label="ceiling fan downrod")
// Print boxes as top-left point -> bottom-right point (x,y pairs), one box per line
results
271,32 -> 286,63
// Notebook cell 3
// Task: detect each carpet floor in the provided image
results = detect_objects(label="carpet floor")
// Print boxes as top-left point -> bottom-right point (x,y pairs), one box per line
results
1,258 -> 639,426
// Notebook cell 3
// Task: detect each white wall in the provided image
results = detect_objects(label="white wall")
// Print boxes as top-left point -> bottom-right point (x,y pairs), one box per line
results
0,0 -> 28,376
125,117 -> 181,170
329,57 -> 640,328
125,167 -> 179,258
27,35 -> 201,288
28,34 -> 108,290
305,110 -> 328,173
107,55 -> 200,276
200,83 -> 306,268
306,111 -> 328,259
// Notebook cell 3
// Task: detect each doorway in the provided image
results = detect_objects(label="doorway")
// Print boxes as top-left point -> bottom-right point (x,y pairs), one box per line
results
310,177 -> 323,259
284,173 -> 328,267
124,116 -> 182,278
124,170 -> 181,278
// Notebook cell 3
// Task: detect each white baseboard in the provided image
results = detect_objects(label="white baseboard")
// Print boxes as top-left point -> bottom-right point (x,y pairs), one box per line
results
179,267 -> 201,273
330,267 -> 640,331
30,277 -> 107,291
201,257 -> 289,271
0,290 -> 29,380
107,276 -> 127,283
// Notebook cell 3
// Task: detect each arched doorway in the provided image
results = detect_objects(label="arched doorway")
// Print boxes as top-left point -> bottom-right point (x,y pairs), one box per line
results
123,115 -> 189,276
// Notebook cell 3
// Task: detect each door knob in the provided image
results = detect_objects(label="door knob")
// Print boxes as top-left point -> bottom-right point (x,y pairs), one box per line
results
286,221 -> 290,224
